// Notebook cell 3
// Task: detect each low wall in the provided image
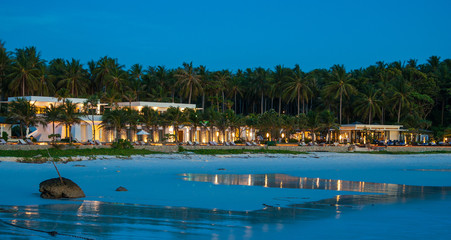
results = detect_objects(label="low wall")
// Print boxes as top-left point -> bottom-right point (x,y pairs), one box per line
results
386,146 -> 451,152
1,144 -> 449,153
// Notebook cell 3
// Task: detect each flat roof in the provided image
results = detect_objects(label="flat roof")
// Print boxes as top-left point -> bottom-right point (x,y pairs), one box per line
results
117,101 -> 196,109
8,96 -> 88,104
340,123 -> 403,131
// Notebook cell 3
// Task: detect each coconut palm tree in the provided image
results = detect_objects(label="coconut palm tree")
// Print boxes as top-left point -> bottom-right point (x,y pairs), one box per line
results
354,86 -> 382,124
214,70 -> 231,112
141,106 -> 160,142
284,65 -> 312,115
44,103 -> 62,142
306,111 -> 320,143
320,110 -> 338,143
391,78 -> 414,123
58,59 -> 88,97
197,65 -> 209,111
101,108 -> 128,141
323,64 -> 357,125
175,62 -> 202,104
83,94 -> 99,141
165,107 -> 188,143
8,47 -> 44,96
36,65 -> 55,96
7,98 -> 46,139
271,65 -> 290,114
0,42 -> 11,100
59,100 -> 84,143
253,67 -> 270,114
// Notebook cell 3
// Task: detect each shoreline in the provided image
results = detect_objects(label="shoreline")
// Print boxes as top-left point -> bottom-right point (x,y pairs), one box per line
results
0,148 -> 450,163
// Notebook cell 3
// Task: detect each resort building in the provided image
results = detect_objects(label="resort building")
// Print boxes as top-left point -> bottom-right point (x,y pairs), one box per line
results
338,123 -> 404,144
3,96 -> 256,144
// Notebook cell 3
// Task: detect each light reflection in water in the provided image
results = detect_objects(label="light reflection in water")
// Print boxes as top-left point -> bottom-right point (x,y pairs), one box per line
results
0,174 -> 449,239
182,173 -> 450,197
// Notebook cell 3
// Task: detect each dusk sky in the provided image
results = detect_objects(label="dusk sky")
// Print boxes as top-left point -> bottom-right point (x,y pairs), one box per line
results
1,0 -> 450,71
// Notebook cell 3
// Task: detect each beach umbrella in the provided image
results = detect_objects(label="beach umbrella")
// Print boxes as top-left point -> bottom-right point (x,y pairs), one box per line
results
136,130 -> 150,135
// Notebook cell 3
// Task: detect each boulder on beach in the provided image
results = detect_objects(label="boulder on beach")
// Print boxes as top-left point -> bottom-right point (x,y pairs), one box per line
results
116,186 -> 128,191
39,177 -> 85,199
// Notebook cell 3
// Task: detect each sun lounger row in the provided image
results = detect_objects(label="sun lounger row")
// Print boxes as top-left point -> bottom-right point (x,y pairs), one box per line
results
86,140 -> 102,145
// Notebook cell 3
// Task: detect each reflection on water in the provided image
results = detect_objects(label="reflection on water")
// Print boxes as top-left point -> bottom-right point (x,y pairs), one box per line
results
0,174 -> 450,239
181,173 -> 450,197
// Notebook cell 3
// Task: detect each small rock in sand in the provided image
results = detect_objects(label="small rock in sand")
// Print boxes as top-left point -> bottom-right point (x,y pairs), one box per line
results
116,186 -> 128,191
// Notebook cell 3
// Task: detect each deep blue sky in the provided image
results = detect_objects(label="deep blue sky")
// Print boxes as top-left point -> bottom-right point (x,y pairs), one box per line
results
1,0 -> 450,71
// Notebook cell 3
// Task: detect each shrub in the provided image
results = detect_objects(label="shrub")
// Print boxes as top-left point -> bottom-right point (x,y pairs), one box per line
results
112,139 -> 133,149
1,131 -> 8,141
267,141 -> 277,146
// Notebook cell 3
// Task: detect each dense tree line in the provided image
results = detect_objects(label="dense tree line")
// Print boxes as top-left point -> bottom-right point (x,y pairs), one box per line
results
1,41 -> 450,140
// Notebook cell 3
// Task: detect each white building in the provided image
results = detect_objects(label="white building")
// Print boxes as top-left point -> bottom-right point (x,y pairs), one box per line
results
5,96 -> 255,144
338,123 -> 404,144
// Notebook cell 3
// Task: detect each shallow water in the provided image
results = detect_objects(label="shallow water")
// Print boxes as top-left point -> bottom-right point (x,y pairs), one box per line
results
0,153 -> 450,239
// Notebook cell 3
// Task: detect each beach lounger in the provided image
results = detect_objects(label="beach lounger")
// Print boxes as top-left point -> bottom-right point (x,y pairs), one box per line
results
230,142 -> 236,146
194,141 -> 200,145
95,140 -> 102,145
187,141 -> 193,146
19,139 -> 28,145
25,139 -> 34,145
252,142 -> 258,146
225,142 -> 230,146
0,139 -> 6,145
245,142 -> 252,146
139,141 -> 146,145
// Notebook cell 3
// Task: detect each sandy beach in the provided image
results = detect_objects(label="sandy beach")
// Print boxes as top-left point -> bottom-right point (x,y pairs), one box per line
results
0,153 -> 450,239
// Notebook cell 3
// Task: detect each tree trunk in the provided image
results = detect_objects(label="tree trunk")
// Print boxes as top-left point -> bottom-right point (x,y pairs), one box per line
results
261,92 -> 264,114
339,88 -> 343,125
188,85 -> 192,104
397,101 -> 402,123
222,90 -> 225,113
278,97 -> 282,115
234,92 -> 237,113
202,93 -> 205,112
297,91 -> 300,115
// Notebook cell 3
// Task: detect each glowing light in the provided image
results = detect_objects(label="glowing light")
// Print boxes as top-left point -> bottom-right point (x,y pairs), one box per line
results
248,174 -> 252,186
337,180 -> 342,191
281,133 -> 284,138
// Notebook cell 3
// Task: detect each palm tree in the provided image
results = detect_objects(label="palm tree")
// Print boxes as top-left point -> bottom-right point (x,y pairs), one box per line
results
107,66 -> 128,94
391,79 -> 414,123
58,59 -> 87,97
165,107 -> 188,143
59,100 -> 84,143
101,109 -> 128,141
320,110 -> 338,143
271,65 -> 290,114
83,95 -> 99,141
141,106 -> 160,142
0,42 -> 11,99
354,86 -> 382,124
8,47 -> 44,96
323,64 -> 357,125
175,62 -> 202,104
7,98 -> 46,139
37,65 -> 55,96
253,67 -> 269,114
44,103 -> 62,142
306,111 -> 320,143
197,65 -> 209,111
214,70 -> 231,112
284,65 -> 312,115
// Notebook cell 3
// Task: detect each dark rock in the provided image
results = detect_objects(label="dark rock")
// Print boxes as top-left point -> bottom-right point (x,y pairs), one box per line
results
39,177 -> 85,199
116,186 -> 128,191
217,168 -> 226,171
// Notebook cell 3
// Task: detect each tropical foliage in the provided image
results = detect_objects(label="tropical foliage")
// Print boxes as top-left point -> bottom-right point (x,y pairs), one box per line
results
1,41 -> 450,141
